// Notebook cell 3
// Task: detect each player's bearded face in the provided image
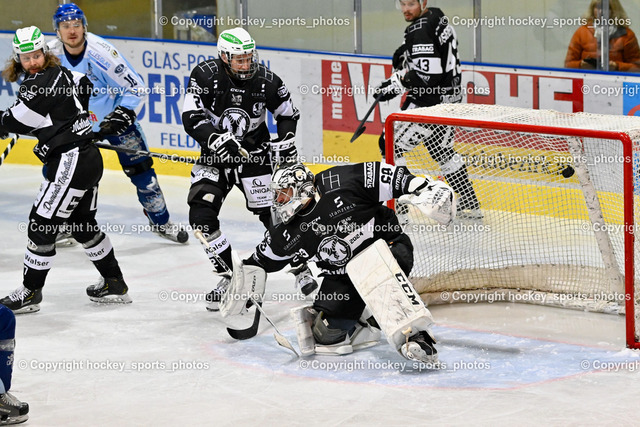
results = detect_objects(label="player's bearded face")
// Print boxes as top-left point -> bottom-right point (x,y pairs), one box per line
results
58,19 -> 85,49
399,0 -> 425,21
19,50 -> 46,75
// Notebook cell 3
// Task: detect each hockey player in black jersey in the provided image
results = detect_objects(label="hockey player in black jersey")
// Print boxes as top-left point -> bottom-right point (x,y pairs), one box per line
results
228,161 -> 457,364
376,0 -> 481,219
0,26 -> 131,314
182,28 -> 316,311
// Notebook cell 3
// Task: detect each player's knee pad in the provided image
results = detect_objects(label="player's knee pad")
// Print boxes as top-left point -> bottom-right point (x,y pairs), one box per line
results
71,219 -> 99,245
26,212 -> 58,247
123,157 -> 154,179
188,183 -> 225,232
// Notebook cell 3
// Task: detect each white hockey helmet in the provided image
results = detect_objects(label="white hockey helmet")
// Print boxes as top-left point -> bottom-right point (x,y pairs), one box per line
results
12,26 -> 48,62
270,163 -> 316,225
217,27 -> 259,80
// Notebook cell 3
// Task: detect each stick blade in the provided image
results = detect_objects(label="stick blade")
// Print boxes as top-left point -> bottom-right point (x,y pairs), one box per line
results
274,333 -> 300,357
350,126 -> 367,143
226,307 -> 261,340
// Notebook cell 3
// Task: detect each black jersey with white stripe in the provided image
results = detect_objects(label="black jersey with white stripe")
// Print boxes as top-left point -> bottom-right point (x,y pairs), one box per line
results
401,7 -> 462,107
182,59 -> 299,165
0,65 -> 94,162
251,162 -> 419,275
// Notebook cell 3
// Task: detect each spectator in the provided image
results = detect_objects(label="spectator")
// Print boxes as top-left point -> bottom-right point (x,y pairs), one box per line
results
565,0 -> 640,71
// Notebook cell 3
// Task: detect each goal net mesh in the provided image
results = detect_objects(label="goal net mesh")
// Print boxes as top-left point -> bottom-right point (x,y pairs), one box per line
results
388,104 -> 640,341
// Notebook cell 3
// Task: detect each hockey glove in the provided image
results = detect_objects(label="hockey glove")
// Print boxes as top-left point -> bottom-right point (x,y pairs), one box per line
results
375,71 -> 405,102
269,132 -> 298,165
392,44 -> 408,70
398,178 -> 457,226
207,131 -> 243,163
96,106 -> 136,138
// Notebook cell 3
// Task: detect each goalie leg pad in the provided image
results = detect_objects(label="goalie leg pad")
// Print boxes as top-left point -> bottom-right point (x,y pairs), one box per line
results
220,251 -> 266,317
291,306 -> 317,356
346,239 -> 435,354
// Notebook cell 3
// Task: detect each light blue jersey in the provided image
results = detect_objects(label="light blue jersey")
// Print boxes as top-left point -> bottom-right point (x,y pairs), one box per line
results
48,33 -> 146,131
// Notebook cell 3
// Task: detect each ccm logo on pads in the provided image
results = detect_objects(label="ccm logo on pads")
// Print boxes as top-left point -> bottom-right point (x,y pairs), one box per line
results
395,273 -> 420,305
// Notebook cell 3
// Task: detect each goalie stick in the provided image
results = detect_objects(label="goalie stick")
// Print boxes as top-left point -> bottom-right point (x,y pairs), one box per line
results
194,230 -> 298,356
0,134 -> 18,166
350,94 -> 381,143
94,141 -> 249,164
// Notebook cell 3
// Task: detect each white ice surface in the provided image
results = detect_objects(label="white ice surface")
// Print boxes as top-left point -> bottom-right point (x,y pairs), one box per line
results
1,164 -> 640,426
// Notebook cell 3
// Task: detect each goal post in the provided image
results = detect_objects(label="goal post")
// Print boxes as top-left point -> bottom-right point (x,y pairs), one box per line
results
384,104 -> 639,348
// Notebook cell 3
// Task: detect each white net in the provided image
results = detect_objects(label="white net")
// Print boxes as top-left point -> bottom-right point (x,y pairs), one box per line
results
390,104 -> 640,343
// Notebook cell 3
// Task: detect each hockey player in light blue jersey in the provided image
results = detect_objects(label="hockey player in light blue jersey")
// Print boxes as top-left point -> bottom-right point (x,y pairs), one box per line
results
49,3 -> 188,244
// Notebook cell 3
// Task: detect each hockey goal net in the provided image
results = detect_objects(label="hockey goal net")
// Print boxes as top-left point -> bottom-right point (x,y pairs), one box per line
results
385,103 -> 640,348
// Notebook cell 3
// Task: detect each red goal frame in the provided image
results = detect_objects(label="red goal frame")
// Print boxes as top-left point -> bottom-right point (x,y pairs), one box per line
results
385,110 -> 638,349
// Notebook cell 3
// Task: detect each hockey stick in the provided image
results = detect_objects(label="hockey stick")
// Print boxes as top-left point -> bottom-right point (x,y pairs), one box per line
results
350,93 -> 381,143
194,230 -> 298,355
0,134 -> 18,166
94,141 -> 249,164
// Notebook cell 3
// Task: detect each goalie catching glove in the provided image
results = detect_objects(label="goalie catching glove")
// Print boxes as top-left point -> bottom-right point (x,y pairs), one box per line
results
398,177 -> 457,225
375,71 -> 406,102
96,106 -> 136,138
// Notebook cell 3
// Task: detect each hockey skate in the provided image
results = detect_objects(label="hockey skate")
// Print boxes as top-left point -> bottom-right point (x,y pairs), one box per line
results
86,276 -> 132,304
206,274 -> 231,312
288,264 -> 318,296
400,330 -> 439,365
0,392 -> 29,425
0,286 -> 42,314
149,219 -> 189,244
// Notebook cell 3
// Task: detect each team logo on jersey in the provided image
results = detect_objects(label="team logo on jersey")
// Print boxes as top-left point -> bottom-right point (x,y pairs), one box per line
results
277,85 -> 289,98
219,108 -> 251,138
317,235 -> 351,267
231,94 -> 242,106
252,102 -> 265,116
114,64 -> 126,75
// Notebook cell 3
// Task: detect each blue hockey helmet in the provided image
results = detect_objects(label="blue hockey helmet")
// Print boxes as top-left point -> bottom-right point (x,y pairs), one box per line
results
53,3 -> 87,31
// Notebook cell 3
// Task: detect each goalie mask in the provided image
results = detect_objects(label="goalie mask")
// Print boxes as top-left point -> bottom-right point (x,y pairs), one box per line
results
270,163 -> 316,225
12,26 -> 48,62
217,28 -> 259,80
